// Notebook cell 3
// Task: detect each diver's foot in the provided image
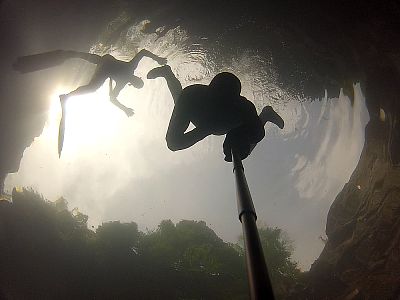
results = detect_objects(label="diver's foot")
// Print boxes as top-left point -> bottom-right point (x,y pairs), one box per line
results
262,106 -> 284,129
147,65 -> 171,79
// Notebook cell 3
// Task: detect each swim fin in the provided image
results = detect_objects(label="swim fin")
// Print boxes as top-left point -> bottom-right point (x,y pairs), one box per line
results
12,50 -> 99,73
13,50 -> 71,73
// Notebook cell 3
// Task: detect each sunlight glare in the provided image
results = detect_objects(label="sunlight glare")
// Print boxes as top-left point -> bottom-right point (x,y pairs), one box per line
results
48,80 -> 128,158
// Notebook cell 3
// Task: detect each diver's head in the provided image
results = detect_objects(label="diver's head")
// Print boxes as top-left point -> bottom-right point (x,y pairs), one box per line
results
130,76 -> 144,89
209,72 -> 241,98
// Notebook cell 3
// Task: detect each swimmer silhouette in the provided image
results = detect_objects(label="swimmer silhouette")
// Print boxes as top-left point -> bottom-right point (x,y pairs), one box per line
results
13,49 -> 167,156
147,65 -> 284,161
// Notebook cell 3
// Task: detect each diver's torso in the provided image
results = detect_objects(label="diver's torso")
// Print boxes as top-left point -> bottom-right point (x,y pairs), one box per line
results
179,85 -> 253,135
98,55 -> 132,80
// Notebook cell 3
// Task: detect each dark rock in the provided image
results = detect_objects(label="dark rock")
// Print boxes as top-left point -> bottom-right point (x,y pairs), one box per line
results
302,62 -> 400,299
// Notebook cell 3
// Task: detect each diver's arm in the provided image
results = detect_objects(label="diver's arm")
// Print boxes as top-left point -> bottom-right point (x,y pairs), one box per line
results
109,80 -> 125,99
130,49 -> 167,68
109,81 -> 134,117
109,77 -> 113,95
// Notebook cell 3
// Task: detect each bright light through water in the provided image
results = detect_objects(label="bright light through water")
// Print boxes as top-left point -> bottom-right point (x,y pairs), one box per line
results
4,23 -> 370,270
46,82 -> 124,157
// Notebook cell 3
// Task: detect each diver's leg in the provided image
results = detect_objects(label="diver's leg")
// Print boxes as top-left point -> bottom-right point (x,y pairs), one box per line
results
166,104 -> 209,151
259,106 -> 284,129
59,74 -> 106,107
147,65 -> 182,104
62,77 -> 105,99
148,65 -> 210,150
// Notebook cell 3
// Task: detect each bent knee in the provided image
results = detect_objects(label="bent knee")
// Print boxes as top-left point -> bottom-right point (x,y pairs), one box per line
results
166,138 -> 181,151
167,142 -> 181,152
167,144 -> 180,152
166,133 -> 185,151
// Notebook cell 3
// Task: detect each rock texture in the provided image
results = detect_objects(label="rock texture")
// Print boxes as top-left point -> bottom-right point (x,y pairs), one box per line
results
303,61 -> 400,299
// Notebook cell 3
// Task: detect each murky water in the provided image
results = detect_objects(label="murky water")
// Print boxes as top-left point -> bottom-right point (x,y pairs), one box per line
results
5,17 -> 370,272
3,0 -> 400,297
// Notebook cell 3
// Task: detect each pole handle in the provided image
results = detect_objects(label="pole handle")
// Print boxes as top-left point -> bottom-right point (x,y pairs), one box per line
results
231,148 -> 275,300
232,150 -> 257,222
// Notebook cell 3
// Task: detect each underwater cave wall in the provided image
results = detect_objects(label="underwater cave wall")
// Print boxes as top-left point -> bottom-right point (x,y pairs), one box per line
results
305,61 -> 400,299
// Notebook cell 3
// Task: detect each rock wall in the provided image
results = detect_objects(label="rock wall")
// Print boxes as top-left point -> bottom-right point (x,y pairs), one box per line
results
304,61 -> 400,299
0,0 -> 120,192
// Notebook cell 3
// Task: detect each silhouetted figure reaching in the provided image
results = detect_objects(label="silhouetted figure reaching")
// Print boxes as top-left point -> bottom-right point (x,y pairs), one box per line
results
147,65 -> 284,161
13,49 -> 167,156
57,50 -> 166,116
14,49 -> 166,115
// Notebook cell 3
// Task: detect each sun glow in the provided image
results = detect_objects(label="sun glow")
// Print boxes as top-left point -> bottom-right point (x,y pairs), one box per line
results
47,80 -> 129,158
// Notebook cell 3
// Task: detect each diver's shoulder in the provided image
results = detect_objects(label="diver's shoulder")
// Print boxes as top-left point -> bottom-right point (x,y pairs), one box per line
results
182,84 -> 208,91
239,96 -> 257,109
240,96 -> 252,103
181,84 -> 209,96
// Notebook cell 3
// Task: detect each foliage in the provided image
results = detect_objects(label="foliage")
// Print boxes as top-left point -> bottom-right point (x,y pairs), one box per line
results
258,227 -> 301,298
236,226 -> 301,299
0,188 -> 300,299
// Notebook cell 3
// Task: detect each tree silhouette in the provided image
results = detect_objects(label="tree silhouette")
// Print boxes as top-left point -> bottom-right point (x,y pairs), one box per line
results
0,188 -> 299,299
258,227 -> 301,297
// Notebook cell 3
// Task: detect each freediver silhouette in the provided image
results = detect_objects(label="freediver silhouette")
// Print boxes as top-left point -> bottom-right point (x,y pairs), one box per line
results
147,65 -> 284,161
13,49 -> 167,156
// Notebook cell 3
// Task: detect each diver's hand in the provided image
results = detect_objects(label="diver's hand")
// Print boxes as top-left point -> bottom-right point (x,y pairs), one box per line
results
124,108 -> 135,117
223,131 -> 252,162
156,57 -> 167,65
